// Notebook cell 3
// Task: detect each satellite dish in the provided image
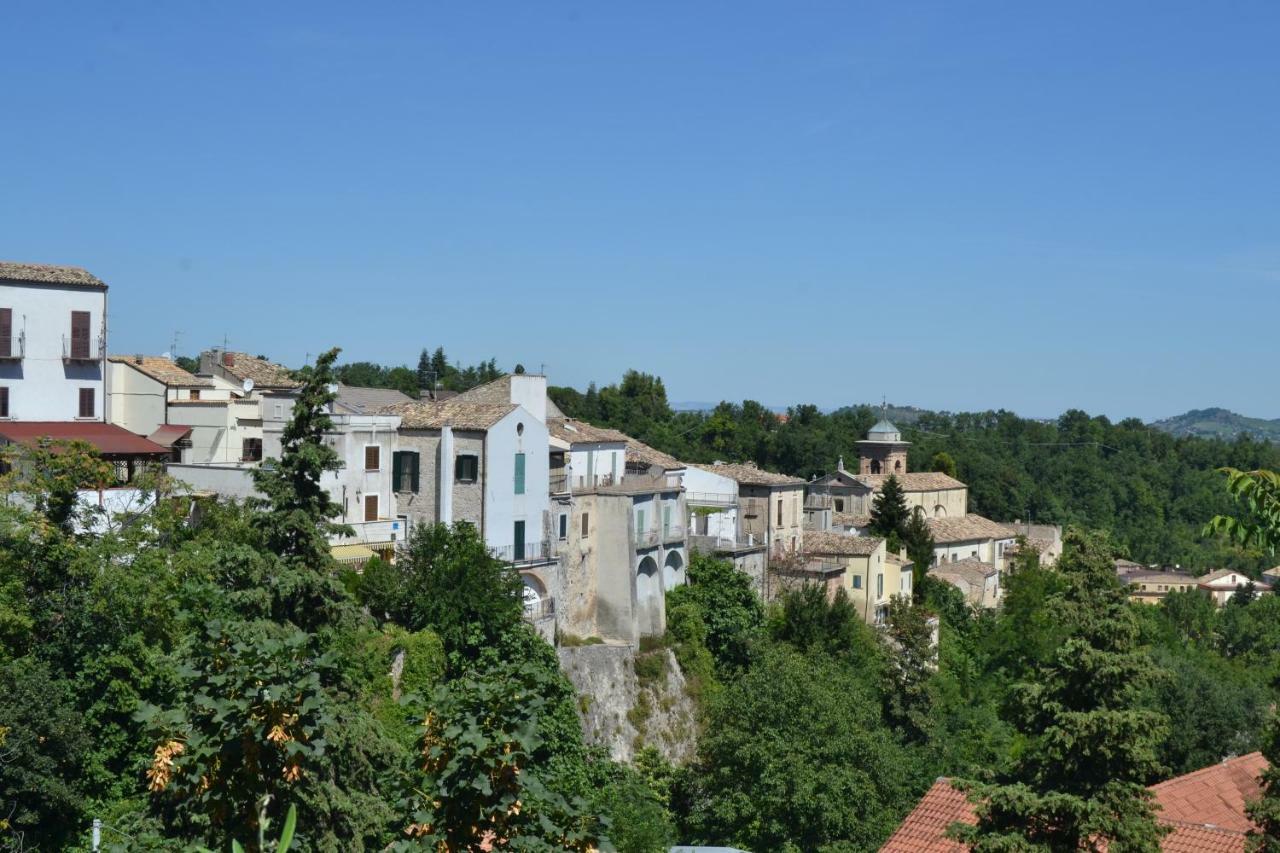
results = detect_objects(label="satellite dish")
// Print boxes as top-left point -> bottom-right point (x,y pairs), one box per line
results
242,377 -> 255,394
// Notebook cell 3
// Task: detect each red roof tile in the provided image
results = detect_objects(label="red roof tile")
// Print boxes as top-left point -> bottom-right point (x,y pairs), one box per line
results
883,754 -> 1265,853
0,422 -> 169,456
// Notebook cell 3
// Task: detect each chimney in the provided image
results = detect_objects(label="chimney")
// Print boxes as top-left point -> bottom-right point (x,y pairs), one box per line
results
134,354 -> 143,365
837,455 -> 845,473
223,352 -> 235,368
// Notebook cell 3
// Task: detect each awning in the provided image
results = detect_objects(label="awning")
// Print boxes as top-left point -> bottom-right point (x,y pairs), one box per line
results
147,424 -> 193,447
331,543 -> 376,562
0,422 -> 169,456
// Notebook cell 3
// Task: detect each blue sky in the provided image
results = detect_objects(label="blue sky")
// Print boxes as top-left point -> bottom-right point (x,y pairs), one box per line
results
3,2 -> 1278,420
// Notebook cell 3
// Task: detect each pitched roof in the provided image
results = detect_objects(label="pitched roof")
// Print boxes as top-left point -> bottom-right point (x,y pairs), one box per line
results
1197,570 -> 1272,590
378,400 -> 517,431
883,753 -> 1267,853
856,472 -> 966,492
0,422 -> 169,456
448,374 -> 566,419
832,512 -> 871,528
691,461 -> 805,487
803,530 -> 883,557
332,384 -> 414,414
927,514 -> 1015,544
627,439 -> 685,472
931,557 -> 999,585
0,261 -> 106,288
212,352 -> 301,389
1125,571 -> 1199,585
109,355 -> 213,388
547,418 -> 630,445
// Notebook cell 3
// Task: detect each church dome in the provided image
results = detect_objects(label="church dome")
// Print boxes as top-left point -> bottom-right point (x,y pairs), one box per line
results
867,419 -> 901,442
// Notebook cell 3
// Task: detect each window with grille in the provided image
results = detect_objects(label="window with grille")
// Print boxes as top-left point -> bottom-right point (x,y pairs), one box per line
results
241,437 -> 263,462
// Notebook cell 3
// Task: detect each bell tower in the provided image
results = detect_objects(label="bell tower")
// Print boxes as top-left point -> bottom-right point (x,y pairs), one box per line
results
856,419 -> 910,476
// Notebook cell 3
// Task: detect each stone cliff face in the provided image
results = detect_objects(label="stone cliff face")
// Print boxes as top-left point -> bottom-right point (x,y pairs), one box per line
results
557,644 -> 697,765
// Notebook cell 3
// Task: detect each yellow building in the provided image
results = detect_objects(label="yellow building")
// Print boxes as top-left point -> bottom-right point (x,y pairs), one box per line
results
1124,570 -> 1200,604
803,530 -> 910,625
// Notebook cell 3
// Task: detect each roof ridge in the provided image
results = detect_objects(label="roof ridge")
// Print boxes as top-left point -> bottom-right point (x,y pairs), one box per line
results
1150,752 -> 1263,790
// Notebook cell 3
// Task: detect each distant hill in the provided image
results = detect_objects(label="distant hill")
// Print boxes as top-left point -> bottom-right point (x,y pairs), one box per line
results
1150,408 -> 1280,442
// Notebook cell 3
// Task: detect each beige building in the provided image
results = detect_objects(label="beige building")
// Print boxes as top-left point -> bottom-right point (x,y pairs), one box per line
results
801,530 -> 905,625
1197,569 -> 1273,606
549,422 -> 689,645
690,461 -> 806,559
931,557 -> 1002,608
927,514 -> 1017,572
1124,570 -> 1200,604
107,355 -> 232,461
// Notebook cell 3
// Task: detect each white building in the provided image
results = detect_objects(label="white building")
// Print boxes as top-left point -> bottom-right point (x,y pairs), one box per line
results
0,261 -> 108,422
107,355 -> 240,461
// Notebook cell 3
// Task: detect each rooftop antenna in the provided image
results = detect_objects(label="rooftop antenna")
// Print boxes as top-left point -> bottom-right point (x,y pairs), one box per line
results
169,330 -> 181,361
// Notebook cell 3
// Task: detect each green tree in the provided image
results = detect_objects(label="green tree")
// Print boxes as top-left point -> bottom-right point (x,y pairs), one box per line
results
663,552 -> 762,672
250,347 -> 352,632
903,507 -> 936,603
883,594 -> 936,743
952,530 -> 1171,852
357,522 -> 524,669
0,438 -> 114,532
416,348 -> 432,390
687,642 -> 914,851
931,451 -> 958,478
1248,709 -> 1280,850
869,474 -> 911,552
1205,468 -> 1280,555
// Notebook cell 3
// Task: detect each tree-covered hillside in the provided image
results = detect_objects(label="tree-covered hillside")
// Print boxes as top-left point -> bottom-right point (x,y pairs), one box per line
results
1151,407 -> 1280,443
551,372 -> 1280,573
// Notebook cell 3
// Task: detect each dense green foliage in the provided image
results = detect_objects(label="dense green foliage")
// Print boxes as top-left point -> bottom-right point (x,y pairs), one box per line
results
550,371 -> 1280,571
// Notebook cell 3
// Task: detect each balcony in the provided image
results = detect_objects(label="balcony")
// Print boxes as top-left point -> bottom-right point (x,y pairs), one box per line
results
63,333 -> 104,363
685,491 -> 737,507
491,539 -> 557,565
549,472 -> 570,494
523,597 -> 556,623
0,331 -> 24,362
662,524 -> 686,544
634,529 -> 660,549
690,533 -> 763,554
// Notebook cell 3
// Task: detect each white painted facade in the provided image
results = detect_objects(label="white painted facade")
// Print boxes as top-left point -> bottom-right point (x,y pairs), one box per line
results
567,441 -> 626,490
932,534 -> 1016,571
482,405 -> 550,557
0,279 -> 106,421
106,359 -> 241,463
681,464 -> 741,544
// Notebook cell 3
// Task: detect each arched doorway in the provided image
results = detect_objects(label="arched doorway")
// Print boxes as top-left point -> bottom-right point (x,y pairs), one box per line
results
636,556 -> 661,637
663,550 -> 685,591
521,574 -> 547,618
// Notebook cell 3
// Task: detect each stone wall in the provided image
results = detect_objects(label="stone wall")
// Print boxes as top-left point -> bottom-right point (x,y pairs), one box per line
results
557,644 -> 697,765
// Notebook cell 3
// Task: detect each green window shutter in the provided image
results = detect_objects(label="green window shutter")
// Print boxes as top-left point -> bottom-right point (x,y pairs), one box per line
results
514,453 -> 526,495
392,452 -> 403,490
410,452 -> 420,493
663,505 -> 671,535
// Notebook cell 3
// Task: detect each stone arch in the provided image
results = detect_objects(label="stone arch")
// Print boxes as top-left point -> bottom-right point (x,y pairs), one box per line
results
636,556 -> 661,636
870,459 -> 882,474
521,573 -> 547,616
934,504 -> 947,518
662,550 -> 685,591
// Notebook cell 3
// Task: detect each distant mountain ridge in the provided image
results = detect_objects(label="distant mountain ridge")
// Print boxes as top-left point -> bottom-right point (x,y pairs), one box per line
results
1150,408 -> 1280,442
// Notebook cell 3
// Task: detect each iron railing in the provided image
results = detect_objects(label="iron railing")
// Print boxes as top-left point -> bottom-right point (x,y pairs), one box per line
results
684,491 -> 737,507
690,533 -> 760,553
491,539 -> 556,564
62,332 -> 104,362
0,331 -> 23,361
523,597 -> 556,622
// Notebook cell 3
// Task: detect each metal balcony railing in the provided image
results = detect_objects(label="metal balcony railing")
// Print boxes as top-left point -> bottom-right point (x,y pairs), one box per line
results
523,597 -> 556,622
490,539 -> 555,565
0,331 -> 24,361
690,533 -> 761,553
685,491 -> 737,507
63,333 -> 104,363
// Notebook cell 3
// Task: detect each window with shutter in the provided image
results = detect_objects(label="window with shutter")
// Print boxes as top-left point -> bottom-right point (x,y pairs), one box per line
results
0,387 -> 8,418
409,451 -> 420,492
365,445 -> 380,471
78,387 -> 95,418
581,512 -> 589,536
364,494 -> 378,522
241,437 -> 263,462
455,454 -> 478,483
514,453 -> 526,494
392,452 -> 403,490
71,311 -> 91,359
559,514 -> 567,540
0,308 -> 10,358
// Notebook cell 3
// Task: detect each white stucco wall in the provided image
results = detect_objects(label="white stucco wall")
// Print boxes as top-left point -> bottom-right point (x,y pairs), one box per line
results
107,361 -> 166,433
0,281 -> 106,421
321,413 -> 400,527
567,442 -> 626,489
482,405 -> 550,553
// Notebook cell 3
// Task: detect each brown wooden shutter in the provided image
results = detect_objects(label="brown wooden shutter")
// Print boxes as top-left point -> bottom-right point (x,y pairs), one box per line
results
0,387 -> 8,418
78,387 -> 95,418
71,311 -> 91,359
365,445 -> 380,471
0,309 -> 11,358
364,494 -> 378,522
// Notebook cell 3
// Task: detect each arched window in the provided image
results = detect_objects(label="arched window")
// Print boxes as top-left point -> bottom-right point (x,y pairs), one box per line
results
662,551 -> 685,591
870,459 -> 882,474
894,459 -> 902,472
934,504 -> 946,518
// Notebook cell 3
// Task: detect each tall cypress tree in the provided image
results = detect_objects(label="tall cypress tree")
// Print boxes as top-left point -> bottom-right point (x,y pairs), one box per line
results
903,507 -> 935,604
251,347 -> 352,631
951,529 -> 1170,851
416,347 -> 432,391
870,474 -> 911,551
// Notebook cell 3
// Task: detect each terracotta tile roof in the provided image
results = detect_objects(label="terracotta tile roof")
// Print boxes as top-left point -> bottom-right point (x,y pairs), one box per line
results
856,472 -> 966,492
547,418 -> 630,445
626,439 -> 685,472
691,461 -> 805,487
332,384 -> 414,414
927,514 -> 1015,544
0,261 -> 106,288
804,530 -> 883,557
378,400 -> 516,431
0,422 -> 168,456
931,557 -> 998,587
109,355 -> 214,388
884,754 -> 1266,853
1125,571 -> 1199,585
833,512 -> 871,528
213,352 -> 302,389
